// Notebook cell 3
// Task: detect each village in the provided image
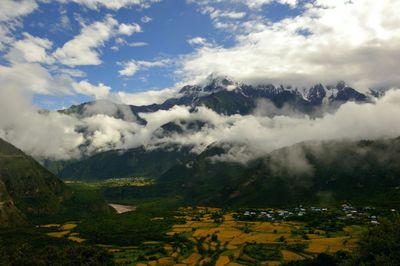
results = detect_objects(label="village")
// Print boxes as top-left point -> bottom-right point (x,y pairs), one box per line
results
234,203 -> 397,226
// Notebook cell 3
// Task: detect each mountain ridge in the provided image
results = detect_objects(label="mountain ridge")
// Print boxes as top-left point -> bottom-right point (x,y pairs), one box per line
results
61,78 -> 376,121
155,137 -> 400,207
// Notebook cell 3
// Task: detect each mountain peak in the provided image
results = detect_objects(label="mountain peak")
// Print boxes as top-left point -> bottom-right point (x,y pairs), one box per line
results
205,75 -> 235,88
179,76 -> 238,97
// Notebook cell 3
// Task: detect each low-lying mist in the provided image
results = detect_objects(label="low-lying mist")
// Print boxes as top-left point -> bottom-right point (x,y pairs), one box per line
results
1,87 -> 400,163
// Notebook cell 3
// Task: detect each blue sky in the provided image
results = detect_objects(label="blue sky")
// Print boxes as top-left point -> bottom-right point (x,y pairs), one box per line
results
0,0 -> 301,109
25,1 -> 217,107
1,0 -> 398,110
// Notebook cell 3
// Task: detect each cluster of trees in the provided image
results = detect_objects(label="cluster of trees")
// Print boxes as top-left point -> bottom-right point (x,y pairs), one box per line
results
76,202 -> 183,246
0,243 -> 114,266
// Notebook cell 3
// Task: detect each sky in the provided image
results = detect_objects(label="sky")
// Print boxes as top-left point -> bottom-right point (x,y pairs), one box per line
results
1,0 -> 400,161
0,0 -> 302,110
3,0 -> 400,110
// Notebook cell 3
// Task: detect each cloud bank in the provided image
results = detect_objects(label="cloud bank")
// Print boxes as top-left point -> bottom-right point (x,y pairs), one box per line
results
182,0 -> 400,90
2,83 -> 400,163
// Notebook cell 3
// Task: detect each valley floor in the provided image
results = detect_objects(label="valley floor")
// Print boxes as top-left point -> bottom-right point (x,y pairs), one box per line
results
41,206 -> 369,266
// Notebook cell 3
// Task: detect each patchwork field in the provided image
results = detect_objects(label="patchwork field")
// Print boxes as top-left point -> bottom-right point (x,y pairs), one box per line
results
40,222 -> 86,243
107,207 -> 362,265
38,207 -> 364,265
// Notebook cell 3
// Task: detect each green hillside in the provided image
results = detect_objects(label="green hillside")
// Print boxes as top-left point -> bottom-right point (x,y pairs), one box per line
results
46,145 -> 195,180
0,139 -> 112,226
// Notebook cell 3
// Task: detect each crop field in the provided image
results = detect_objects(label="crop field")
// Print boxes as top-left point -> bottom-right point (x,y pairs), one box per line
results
37,206 -> 365,265
39,222 -> 86,243
104,207 -> 363,265
66,177 -> 155,189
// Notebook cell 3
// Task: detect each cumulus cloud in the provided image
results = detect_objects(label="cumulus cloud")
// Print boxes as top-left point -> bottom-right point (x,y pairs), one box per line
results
0,87 -> 84,160
240,0 -> 298,9
54,16 -> 141,66
118,23 -> 141,35
0,0 -> 40,50
56,0 -> 161,10
72,80 -> 111,99
0,63 -> 71,95
5,33 -> 54,64
112,87 -> 179,106
188,0 -> 297,9
119,59 -> 171,77
182,0 -> 400,90
187,37 -> 210,47
0,0 -> 38,22
0,60 -> 114,100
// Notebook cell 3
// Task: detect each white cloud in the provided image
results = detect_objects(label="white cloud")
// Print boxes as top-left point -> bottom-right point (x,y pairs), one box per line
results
112,87 -> 179,106
208,9 -> 246,20
141,16 -> 153,23
129,42 -> 148,47
73,80 -> 111,99
0,0 -> 38,22
0,24 -> 13,50
240,0 -> 298,9
181,0 -> 400,89
118,62 -> 139,77
0,79 -> 84,160
6,33 -> 54,64
131,90 -> 400,162
187,37 -> 210,47
119,59 -> 171,77
0,61 -> 109,100
187,0 -> 299,9
0,0 -> 40,50
118,23 -> 141,35
60,14 -> 71,29
54,16 -> 141,66
0,63 -> 67,95
57,0 -> 161,10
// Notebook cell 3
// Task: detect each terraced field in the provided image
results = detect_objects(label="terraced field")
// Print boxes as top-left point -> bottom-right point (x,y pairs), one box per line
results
107,207 -> 362,265
38,207 -> 364,265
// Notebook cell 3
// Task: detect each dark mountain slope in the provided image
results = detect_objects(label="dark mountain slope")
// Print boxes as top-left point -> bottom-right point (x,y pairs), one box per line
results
0,179 -> 26,228
60,99 -> 147,124
0,139 -> 111,226
157,138 -> 400,207
49,145 -> 196,180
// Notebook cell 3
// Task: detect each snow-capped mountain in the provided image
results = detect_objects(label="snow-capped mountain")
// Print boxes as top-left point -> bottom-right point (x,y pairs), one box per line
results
63,77 -> 374,122
169,77 -> 372,116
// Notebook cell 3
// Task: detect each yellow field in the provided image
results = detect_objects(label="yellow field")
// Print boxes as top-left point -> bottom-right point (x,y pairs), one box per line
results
282,250 -> 305,261
306,237 -> 355,253
47,231 -> 70,238
62,223 -> 78,230
182,253 -> 201,264
39,207 -> 361,266
68,236 -> 86,243
216,255 -> 230,266
39,224 -> 60,228
42,222 -> 85,243
156,207 -> 361,265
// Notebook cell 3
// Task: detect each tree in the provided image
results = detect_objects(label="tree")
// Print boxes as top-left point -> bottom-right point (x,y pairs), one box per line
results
343,215 -> 400,266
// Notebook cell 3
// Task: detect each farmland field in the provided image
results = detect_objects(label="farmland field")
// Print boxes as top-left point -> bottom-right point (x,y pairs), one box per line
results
40,205 -> 366,265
